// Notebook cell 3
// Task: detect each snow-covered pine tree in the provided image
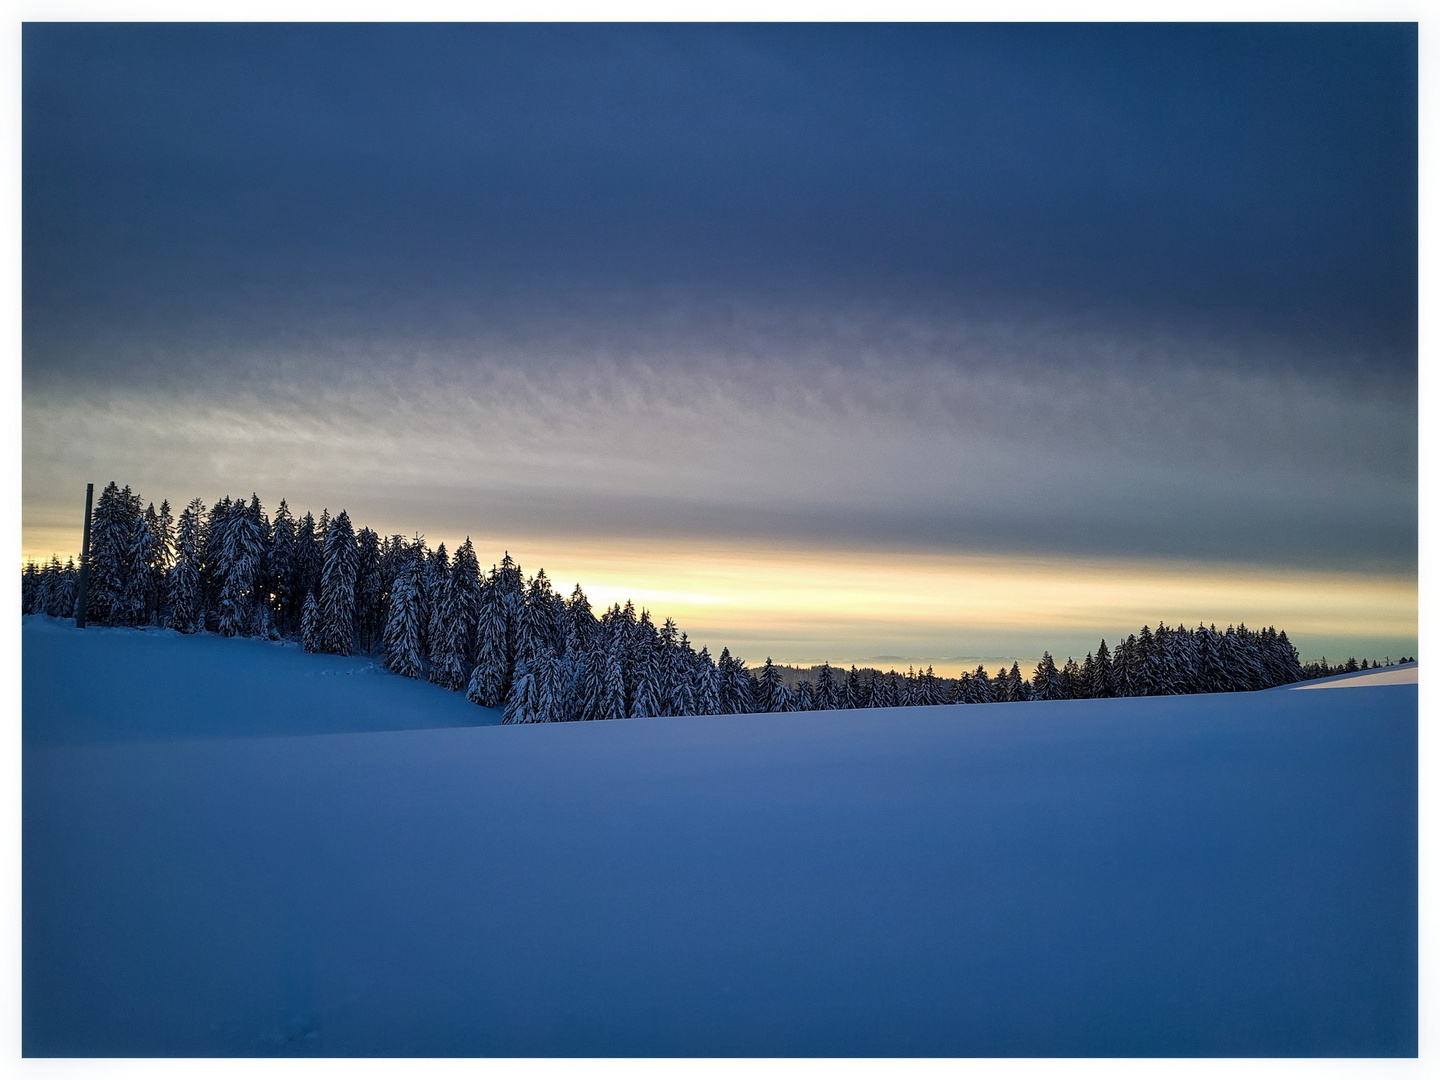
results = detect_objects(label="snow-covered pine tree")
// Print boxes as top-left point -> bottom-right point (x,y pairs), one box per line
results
630,656 -> 664,718
717,648 -> 751,714
970,664 -> 993,704
844,665 -> 866,709
301,591 -> 321,652
383,553 -> 426,679
568,646 -> 602,721
466,571 -> 513,708
758,658 -> 785,713
791,680 -> 813,711
197,496 -> 235,630
813,663 -> 836,710
1195,624 -> 1226,693
141,501 -> 173,625
1164,625 -> 1197,695
55,558 -> 77,618
1134,630 -> 1157,696
513,569 -> 561,672
246,494 -> 271,631
898,667 -> 918,707
992,663 -> 1016,703
1058,657 -> 1082,699
21,562 -> 39,614
319,509 -> 358,655
533,653 -> 573,723
432,539 -> 482,691
922,667 -> 939,704
1220,626 -> 1255,691
599,627 -> 628,719
656,618 -> 681,714
503,658 -> 540,724
565,584 -> 596,658
167,499 -> 205,632
422,543 -> 450,676
695,648 -> 724,716
216,533 -> 248,638
217,498 -> 264,638
1274,630 -> 1304,685
355,528 -> 384,654
668,637 -> 697,717
269,500 -> 297,634
120,508 -> 154,626
294,512 -> 323,625
85,482 -> 134,625
35,557 -> 56,616
1032,652 -> 1059,701
494,553 -> 524,662
1090,640 -> 1114,698
1123,633 -> 1146,702
1012,662 -> 1031,701
869,670 -> 897,708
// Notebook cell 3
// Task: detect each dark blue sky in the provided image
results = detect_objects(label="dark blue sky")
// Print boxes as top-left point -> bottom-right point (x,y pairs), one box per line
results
24,22 -> 1416,384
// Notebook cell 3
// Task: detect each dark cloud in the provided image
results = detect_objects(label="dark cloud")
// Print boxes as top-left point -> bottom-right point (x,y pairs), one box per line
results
24,23 -> 1416,377
22,23 -> 1417,580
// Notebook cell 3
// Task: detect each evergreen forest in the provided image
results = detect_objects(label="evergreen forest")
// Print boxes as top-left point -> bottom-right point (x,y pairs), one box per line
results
21,483 -> 1410,722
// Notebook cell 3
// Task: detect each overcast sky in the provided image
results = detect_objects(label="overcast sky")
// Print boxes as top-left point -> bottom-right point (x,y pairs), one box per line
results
21,22 -> 1417,664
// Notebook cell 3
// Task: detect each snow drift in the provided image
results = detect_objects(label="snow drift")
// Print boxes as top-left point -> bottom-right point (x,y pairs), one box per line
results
22,616 -> 1417,1056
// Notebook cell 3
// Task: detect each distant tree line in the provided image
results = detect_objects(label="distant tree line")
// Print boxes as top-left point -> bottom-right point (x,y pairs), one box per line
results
21,482 -> 1413,722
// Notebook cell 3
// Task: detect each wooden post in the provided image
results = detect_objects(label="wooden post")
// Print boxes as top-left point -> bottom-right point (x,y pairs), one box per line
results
73,483 -> 94,628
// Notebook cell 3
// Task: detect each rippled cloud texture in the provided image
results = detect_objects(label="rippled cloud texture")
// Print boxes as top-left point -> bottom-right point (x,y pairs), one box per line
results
22,23 -> 1417,664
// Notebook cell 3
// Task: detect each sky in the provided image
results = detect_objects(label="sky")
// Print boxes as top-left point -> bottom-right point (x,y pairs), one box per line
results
21,22 -> 1418,669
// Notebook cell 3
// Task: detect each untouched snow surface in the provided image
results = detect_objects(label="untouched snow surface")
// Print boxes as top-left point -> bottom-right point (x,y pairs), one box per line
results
1291,662 -> 1418,689
23,616 -> 1417,1056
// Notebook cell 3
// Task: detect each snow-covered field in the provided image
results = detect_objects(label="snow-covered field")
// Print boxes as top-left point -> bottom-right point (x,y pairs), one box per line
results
22,616 -> 1417,1056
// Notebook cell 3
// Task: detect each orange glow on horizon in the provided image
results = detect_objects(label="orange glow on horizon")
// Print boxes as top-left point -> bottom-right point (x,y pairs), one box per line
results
24,523 -> 1416,673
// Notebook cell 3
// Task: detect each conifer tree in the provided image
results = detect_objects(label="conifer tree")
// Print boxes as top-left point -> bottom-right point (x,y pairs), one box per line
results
301,591 -> 321,653
269,500 -> 297,634
1058,657 -> 1082,699
565,584 -> 596,657
1032,652 -> 1059,701
815,662 -> 838,710
85,482 -> 134,625
34,557 -> 56,616
21,562 -> 38,614
319,509 -> 358,655
791,680 -> 814,711
503,658 -> 539,724
758,658 -> 785,713
716,648 -> 751,714
294,512 -> 323,622
970,664 -> 993,704
432,539 -> 482,691
56,558 -> 77,618
168,498 -> 205,632
1090,641 -> 1114,698
421,543 -> 450,674
467,573 -> 513,708
631,663 -> 663,718
595,625 -> 625,719
843,665 -> 866,709
120,509 -> 154,626
869,670 -> 896,708
383,554 -> 426,679
354,528 -> 384,654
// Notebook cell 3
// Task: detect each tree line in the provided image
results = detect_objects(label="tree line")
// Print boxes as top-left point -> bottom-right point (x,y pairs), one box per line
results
21,482 -> 1411,722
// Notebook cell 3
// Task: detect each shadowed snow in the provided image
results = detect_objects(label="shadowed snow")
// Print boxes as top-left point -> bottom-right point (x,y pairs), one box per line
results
22,616 -> 1417,1056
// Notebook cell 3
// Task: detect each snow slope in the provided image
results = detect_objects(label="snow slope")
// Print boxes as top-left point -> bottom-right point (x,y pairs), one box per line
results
1290,662 -> 1418,689
22,616 -> 1417,1056
22,615 -> 503,744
